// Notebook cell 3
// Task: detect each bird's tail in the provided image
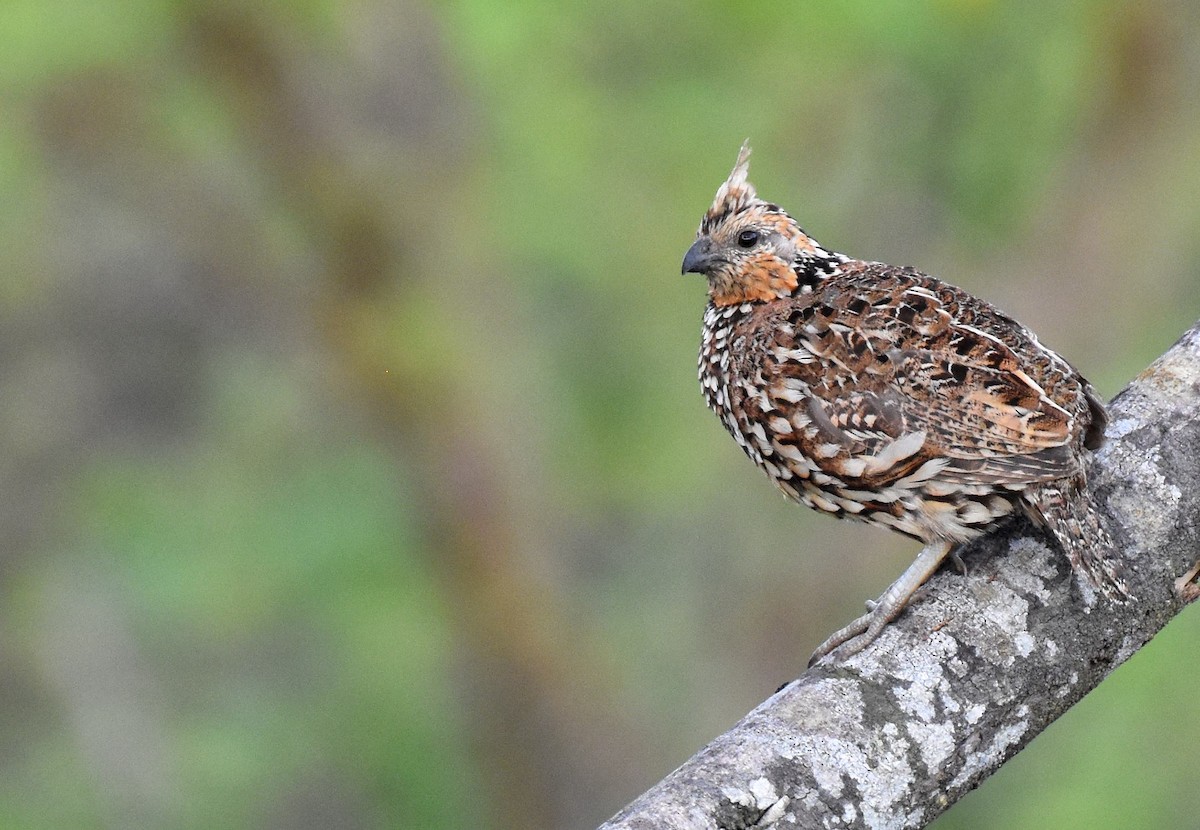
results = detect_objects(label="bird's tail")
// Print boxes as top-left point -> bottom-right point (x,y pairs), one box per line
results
1024,481 -> 1131,600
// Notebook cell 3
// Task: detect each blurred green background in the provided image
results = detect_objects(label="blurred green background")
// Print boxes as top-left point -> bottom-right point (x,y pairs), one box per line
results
2,0 -> 1198,827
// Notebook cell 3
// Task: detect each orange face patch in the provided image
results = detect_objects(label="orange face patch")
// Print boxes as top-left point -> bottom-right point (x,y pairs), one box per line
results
760,213 -> 817,253
710,251 -> 800,306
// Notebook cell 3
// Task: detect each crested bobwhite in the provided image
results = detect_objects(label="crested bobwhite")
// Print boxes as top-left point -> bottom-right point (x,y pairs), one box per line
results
683,143 -> 1128,664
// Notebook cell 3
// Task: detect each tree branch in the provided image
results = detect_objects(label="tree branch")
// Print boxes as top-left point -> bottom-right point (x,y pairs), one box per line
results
600,321 -> 1200,830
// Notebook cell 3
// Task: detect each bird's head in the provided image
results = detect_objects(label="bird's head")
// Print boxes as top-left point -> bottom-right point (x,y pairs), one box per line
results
682,142 -> 827,307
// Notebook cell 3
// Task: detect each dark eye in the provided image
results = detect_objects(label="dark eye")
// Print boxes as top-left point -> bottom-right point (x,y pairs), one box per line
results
737,229 -> 760,248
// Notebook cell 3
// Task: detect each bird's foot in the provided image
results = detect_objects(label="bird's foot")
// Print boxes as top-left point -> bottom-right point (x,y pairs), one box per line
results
949,544 -> 968,576
807,610 -> 878,665
808,539 -> 954,667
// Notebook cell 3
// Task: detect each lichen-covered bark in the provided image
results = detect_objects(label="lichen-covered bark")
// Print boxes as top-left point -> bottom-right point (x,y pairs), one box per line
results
600,322 -> 1200,830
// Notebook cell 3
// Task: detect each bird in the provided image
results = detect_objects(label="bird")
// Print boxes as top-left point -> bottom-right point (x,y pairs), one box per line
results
682,142 -> 1129,664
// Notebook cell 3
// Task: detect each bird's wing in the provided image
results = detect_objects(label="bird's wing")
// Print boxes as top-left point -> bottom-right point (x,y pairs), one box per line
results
760,266 -> 1090,488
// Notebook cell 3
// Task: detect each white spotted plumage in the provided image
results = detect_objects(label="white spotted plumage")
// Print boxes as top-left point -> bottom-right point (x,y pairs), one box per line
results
685,142 -> 1129,661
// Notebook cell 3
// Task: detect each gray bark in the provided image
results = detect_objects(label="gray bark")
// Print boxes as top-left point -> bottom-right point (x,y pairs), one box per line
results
600,321 -> 1200,830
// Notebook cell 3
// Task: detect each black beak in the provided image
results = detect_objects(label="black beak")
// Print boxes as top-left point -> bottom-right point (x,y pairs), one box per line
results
682,239 -> 715,275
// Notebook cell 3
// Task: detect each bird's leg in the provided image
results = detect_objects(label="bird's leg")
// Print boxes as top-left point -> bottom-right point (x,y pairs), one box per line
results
949,544 -> 968,575
809,540 -> 954,666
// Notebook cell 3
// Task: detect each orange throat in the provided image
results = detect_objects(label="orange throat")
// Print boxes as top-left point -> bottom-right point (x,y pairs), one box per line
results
710,254 -> 799,306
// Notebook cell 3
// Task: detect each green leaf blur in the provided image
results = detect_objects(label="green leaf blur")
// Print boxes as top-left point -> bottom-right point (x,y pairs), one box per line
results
0,0 -> 1196,828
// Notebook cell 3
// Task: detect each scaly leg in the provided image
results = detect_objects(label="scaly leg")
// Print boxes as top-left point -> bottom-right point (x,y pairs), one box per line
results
808,540 -> 954,666
949,544 -> 967,575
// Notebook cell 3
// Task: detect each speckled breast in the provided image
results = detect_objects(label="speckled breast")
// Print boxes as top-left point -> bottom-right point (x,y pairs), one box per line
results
698,297 -> 1021,544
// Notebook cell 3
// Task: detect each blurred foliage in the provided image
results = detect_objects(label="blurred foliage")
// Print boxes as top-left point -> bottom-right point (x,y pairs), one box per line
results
0,0 -> 1197,828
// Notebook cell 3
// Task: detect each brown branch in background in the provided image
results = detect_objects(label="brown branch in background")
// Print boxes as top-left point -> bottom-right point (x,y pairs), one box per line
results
180,6 -> 650,827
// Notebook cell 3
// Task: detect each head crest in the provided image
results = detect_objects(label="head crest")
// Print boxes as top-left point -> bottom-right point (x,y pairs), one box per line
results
702,140 -> 759,233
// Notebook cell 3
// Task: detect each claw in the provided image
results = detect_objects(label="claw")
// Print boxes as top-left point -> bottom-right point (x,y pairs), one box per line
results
949,544 -> 968,576
809,540 -> 954,666
1175,560 -> 1200,604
